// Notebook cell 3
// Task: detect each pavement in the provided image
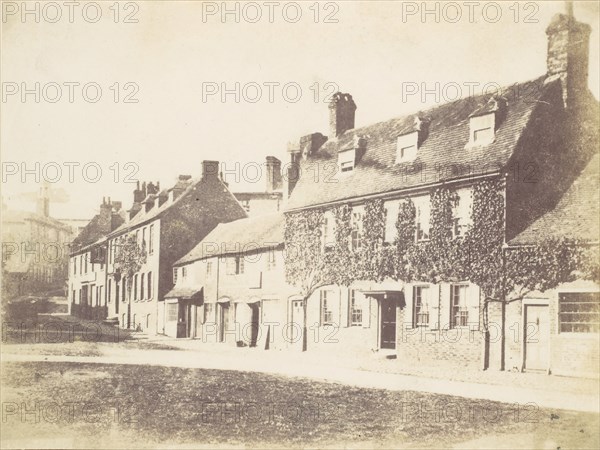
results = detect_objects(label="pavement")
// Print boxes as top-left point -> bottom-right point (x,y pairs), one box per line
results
3,336 -> 599,414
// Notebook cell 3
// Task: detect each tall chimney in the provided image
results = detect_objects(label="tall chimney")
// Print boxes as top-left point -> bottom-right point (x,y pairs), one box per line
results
329,92 -> 356,138
546,4 -> 591,109
265,156 -> 282,192
36,183 -> 50,217
202,161 -> 220,180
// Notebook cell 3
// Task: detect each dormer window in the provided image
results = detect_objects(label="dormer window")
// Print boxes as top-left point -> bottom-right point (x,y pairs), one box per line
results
337,135 -> 366,173
338,148 -> 356,172
469,113 -> 495,145
396,116 -> 430,164
467,96 -> 507,147
396,132 -> 419,163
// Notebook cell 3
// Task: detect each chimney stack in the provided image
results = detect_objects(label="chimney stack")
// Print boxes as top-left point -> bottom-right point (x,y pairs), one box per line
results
546,4 -> 591,109
36,183 -> 50,217
202,160 -> 220,180
265,156 -> 282,192
285,132 -> 327,198
329,92 -> 356,138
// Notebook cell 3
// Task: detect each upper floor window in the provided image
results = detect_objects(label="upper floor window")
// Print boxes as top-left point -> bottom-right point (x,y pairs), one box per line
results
182,267 -> 188,280
149,224 -> 154,255
142,227 -> 147,246
351,206 -> 364,251
241,200 -> 250,213
140,273 -> 145,300
133,274 -> 138,300
147,272 -> 153,299
414,195 -> 431,242
226,256 -> 244,275
451,284 -> 469,328
206,261 -> 213,276
322,213 -> 335,250
173,267 -> 178,284
384,200 -> 399,243
452,188 -> 473,238
413,285 -> 430,327
73,258 -> 77,275
559,292 -> 599,333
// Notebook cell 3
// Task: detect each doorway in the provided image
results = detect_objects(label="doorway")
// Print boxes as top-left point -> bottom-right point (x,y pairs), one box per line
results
380,298 -> 397,349
523,303 -> 550,371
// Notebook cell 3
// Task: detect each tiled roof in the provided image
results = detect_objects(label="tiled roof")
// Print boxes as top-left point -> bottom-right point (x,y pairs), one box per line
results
71,212 -> 124,252
286,76 -> 551,210
108,176 -> 242,237
176,212 -> 284,265
509,153 -> 600,245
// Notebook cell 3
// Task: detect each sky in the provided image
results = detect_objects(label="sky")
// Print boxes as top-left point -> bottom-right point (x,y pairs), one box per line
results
2,1 -> 599,220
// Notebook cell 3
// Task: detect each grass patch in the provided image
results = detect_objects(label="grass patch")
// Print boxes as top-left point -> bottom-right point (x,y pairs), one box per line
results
1,361 -> 598,449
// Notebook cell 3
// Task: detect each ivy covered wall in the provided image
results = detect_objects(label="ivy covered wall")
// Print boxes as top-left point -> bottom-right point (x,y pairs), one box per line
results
284,178 -> 599,304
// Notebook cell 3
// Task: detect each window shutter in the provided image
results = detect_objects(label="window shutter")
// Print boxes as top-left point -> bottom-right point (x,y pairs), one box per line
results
345,289 -> 351,327
319,291 -> 323,326
429,285 -> 440,329
404,285 -> 414,329
439,284 -> 451,330
466,284 -> 480,330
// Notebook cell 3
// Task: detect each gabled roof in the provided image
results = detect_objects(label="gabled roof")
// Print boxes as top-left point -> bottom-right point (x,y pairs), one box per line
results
175,213 -> 284,265
286,76 -> 552,210
108,175 -> 243,237
509,153 -> 600,245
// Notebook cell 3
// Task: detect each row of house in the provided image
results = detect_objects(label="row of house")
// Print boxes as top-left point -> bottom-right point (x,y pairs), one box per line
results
69,9 -> 599,378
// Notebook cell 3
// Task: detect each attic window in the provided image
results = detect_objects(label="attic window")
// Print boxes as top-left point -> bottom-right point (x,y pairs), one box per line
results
337,136 -> 366,173
467,96 -> 507,147
396,132 -> 419,163
338,149 -> 355,172
469,113 -> 495,145
396,117 -> 429,164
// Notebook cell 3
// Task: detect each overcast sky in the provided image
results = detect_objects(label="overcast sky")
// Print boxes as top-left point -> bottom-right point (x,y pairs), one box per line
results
2,1 -> 599,220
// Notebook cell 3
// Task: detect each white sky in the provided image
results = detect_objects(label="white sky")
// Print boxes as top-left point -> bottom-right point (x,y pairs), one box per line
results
2,1 -> 599,219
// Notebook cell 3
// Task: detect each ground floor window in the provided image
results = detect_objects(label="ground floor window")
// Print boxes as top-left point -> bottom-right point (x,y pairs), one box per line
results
320,290 -> 334,325
413,285 -> 430,327
167,303 -> 178,322
559,292 -> 600,333
451,284 -> 468,328
349,290 -> 362,326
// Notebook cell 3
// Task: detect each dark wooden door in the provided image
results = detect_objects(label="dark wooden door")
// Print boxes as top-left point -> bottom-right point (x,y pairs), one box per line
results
380,299 -> 396,349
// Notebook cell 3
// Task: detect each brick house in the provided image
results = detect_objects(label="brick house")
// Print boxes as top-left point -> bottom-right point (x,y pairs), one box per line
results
68,197 -> 125,319
103,161 -> 247,335
497,154 -> 599,378
166,213 -> 295,347
282,10 -> 598,367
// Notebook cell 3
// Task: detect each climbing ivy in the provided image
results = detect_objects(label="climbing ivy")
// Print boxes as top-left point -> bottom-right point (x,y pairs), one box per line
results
284,178 -> 599,322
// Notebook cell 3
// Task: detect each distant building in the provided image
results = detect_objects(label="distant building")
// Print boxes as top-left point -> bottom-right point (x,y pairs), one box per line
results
232,156 -> 283,216
2,186 -> 74,300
